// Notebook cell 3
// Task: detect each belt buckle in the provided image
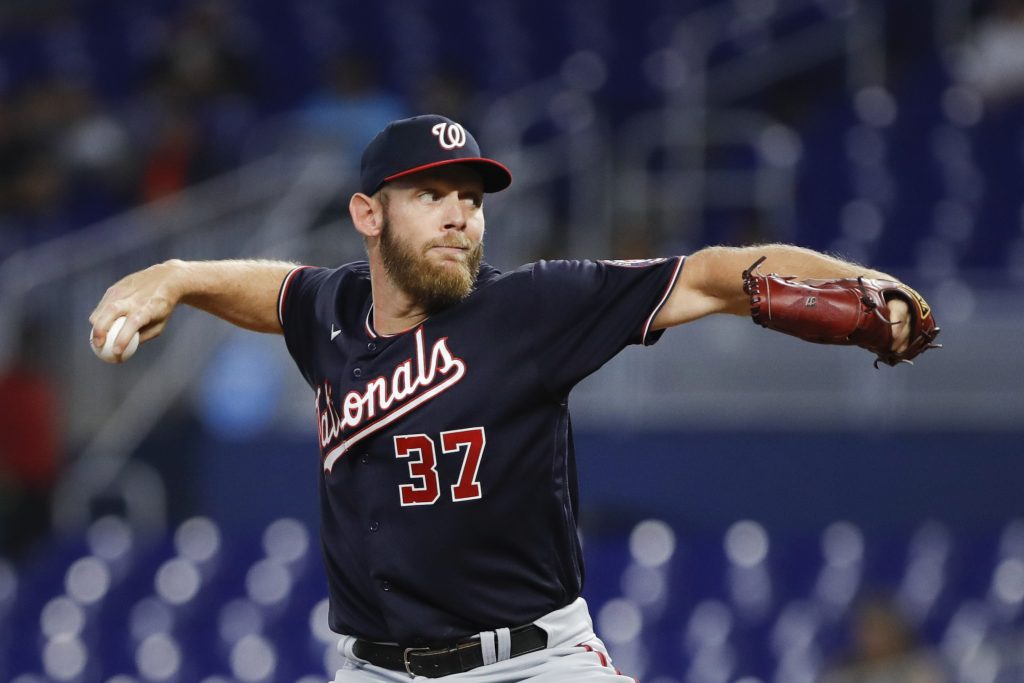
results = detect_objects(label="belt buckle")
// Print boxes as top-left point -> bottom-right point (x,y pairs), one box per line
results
403,646 -> 431,676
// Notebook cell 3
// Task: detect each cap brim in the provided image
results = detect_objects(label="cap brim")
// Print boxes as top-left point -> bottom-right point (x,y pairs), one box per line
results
382,158 -> 512,193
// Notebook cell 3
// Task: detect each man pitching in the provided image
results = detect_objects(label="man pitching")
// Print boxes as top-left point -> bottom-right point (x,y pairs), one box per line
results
90,115 -> 939,681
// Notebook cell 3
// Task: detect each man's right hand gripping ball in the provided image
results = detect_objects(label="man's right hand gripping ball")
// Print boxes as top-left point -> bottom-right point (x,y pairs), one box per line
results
741,256 -> 941,367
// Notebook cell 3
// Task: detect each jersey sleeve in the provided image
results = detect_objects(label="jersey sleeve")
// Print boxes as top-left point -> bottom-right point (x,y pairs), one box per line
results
529,256 -> 685,393
277,265 -> 334,387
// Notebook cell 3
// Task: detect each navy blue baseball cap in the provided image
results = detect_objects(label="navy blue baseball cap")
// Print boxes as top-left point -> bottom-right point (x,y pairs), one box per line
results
360,114 -> 512,195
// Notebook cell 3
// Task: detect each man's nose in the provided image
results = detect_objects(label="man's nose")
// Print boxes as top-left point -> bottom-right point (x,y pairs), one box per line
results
441,193 -> 467,229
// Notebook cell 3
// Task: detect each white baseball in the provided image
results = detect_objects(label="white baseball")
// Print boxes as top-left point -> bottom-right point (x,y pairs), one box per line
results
91,316 -> 140,363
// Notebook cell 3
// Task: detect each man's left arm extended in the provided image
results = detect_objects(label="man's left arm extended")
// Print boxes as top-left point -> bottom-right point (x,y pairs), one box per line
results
652,244 -> 940,364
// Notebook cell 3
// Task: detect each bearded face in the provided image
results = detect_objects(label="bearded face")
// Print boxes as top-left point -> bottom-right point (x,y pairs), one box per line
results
379,210 -> 484,312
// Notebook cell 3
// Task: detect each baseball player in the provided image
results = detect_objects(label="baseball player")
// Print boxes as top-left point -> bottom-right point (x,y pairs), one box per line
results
89,115 -> 939,681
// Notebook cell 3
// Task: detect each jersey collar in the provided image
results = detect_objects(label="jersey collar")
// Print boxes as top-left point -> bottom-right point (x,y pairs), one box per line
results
365,305 -> 422,339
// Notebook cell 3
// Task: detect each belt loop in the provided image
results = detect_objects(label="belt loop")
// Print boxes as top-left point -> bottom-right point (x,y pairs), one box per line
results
495,627 -> 512,661
337,635 -> 359,659
479,630 -> 497,665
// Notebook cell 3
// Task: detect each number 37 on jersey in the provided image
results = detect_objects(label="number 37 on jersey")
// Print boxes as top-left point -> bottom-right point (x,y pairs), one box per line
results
394,427 -> 486,507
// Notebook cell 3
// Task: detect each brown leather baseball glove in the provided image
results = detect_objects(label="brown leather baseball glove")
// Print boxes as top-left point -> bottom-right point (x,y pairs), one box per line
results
741,256 -> 941,367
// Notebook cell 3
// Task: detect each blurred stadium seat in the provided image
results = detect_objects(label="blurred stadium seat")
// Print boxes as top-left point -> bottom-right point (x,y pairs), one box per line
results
11,516 -> 1024,681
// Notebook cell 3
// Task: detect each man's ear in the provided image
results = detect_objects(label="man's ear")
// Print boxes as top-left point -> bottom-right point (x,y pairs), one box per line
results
349,192 -> 382,238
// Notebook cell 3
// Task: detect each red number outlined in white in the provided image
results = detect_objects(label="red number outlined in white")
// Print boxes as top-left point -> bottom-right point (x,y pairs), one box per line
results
393,428 -> 486,505
440,427 -> 485,502
394,433 -> 440,506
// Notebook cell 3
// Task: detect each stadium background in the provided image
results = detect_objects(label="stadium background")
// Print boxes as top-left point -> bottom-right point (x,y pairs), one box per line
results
2,0 -> 1024,681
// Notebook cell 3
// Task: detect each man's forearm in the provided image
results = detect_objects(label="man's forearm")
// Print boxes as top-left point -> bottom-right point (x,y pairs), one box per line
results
655,243 -> 900,327
691,244 -> 896,312
700,244 -> 892,286
172,259 -> 297,333
723,244 -> 895,280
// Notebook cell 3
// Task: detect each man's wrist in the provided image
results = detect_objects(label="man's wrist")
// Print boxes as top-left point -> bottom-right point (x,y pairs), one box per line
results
161,258 -> 193,304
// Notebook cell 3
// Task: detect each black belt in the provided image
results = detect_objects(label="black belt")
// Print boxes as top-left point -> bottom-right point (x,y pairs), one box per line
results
352,624 -> 548,678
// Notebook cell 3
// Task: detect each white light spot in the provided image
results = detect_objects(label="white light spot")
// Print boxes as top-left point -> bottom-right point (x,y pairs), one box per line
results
219,598 -> 263,644
87,515 -> 134,563
815,563 -> 861,610
774,646 -> 820,683
821,521 -> 864,567
685,600 -> 733,649
725,520 -> 769,567
230,634 -> 277,682
898,557 -> 944,616
941,600 -> 990,662
65,556 -> 111,605
992,558 -> 1024,605
262,518 -> 310,565
40,596 -> 86,638
958,642 -> 1001,683
686,643 -> 735,681
597,598 -> 643,644
771,601 -> 819,654
43,634 -> 88,681
135,634 -> 182,682
621,563 -> 667,606
154,558 -> 201,606
174,517 -> 221,564
909,520 -> 952,561
629,519 -> 676,567
246,559 -> 292,607
729,565 -> 773,618
130,597 -> 173,641
758,124 -> 802,167
854,86 -> 898,127
309,598 -> 333,643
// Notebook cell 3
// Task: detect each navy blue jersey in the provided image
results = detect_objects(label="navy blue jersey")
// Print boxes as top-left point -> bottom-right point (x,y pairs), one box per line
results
278,256 -> 684,646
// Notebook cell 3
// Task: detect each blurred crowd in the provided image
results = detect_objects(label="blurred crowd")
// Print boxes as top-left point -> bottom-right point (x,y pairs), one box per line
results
3,0 -> 1024,265
0,0 -> 431,263
0,0 -> 263,259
